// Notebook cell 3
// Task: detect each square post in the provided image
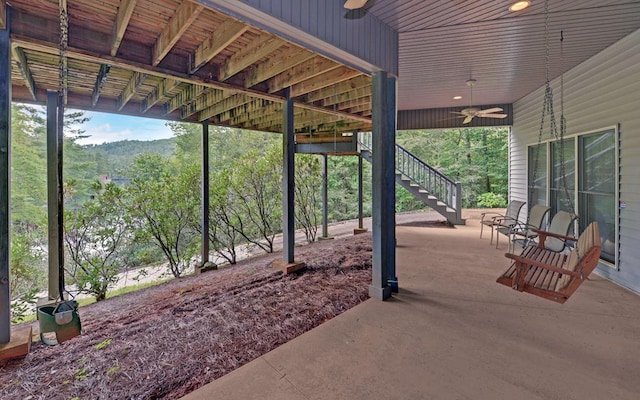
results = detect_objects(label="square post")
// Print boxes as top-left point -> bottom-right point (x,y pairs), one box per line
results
46,90 -> 60,300
369,71 -> 396,300
386,75 -> 398,293
201,120 -> 210,265
282,88 -> 295,264
320,154 -> 330,239
0,5 -> 11,344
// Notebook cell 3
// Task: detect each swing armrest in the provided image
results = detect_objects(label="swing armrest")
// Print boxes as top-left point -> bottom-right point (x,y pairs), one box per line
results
505,252 -> 580,278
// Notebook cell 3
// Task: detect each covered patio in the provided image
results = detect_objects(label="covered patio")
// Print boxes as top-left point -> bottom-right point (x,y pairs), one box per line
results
184,210 -> 640,400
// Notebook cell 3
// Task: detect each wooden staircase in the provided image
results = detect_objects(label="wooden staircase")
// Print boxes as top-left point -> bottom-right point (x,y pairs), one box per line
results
358,133 -> 465,225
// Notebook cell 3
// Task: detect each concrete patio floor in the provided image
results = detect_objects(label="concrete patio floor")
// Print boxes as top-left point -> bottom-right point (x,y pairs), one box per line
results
182,210 -> 640,400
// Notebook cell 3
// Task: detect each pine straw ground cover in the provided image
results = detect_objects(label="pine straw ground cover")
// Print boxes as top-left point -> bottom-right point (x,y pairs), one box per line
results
0,233 -> 372,400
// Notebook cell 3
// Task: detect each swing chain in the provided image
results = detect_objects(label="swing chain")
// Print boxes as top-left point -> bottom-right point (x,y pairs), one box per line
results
58,0 -> 69,105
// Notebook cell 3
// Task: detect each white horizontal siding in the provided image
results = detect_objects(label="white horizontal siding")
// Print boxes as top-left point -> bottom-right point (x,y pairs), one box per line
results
512,28 -> 640,293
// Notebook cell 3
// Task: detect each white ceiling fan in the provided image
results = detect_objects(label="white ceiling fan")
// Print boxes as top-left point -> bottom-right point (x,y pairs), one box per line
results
451,79 -> 508,124
344,0 -> 369,10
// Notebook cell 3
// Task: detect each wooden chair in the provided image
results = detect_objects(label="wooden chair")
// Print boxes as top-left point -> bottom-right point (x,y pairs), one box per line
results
480,200 -> 525,245
497,204 -> 550,251
496,222 -> 601,304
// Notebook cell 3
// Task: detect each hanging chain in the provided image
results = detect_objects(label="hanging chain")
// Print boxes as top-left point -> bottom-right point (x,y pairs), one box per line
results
58,0 -> 69,105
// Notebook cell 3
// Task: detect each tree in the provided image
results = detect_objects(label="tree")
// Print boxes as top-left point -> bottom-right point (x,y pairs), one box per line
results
228,146 -> 282,253
64,182 -> 132,301
127,155 -> 199,277
295,154 -> 322,243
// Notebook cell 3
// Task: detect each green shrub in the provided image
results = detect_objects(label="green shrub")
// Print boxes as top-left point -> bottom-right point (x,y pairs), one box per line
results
476,192 -> 507,208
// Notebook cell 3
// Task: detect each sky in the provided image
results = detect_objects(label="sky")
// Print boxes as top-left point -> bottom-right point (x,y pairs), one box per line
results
75,111 -> 175,145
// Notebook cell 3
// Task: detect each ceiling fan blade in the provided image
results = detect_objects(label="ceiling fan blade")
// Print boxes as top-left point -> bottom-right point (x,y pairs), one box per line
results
478,107 -> 503,114
344,0 -> 368,9
478,113 -> 508,119
463,116 -> 474,124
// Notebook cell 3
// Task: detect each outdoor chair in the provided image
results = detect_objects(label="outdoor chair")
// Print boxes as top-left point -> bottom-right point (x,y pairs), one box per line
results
480,200 -> 526,245
534,211 -> 578,253
498,204 -> 550,252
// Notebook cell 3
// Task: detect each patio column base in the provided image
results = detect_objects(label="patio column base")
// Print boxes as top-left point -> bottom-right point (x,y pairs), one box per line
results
318,236 -> 334,241
388,278 -> 399,293
369,285 -> 392,300
354,228 -> 368,235
0,326 -> 32,361
273,260 -> 306,275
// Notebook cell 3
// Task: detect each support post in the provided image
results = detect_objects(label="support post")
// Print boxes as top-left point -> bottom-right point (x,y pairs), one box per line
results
276,88 -> 304,273
0,6 -> 11,344
46,90 -> 60,301
320,154 -> 331,239
369,71 -> 396,300
283,88 -> 295,262
200,120 -> 210,270
386,75 -> 398,293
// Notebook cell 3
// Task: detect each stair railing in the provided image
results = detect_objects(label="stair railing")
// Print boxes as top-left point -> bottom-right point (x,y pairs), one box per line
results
358,132 -> 462,214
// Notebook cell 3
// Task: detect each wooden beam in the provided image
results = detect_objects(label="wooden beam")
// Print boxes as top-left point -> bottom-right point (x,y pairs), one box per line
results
180,89 -> 227,119
152,1 -> 203,66
303,75 -> 370,103
322,85 -> 371,107
11,36 -> 372,124
290,67 -> 362,98
218,35 -> 284,82
1,0 -> 6,30
228,102 -> 281,126
217,99 -> 271,123
192,18 -> 248,73
91,63 -> 111,106
117,71 -> 146,111
141,78 -> 179,113
267,56 -> 339,94
244,47 -> 315,88
111,0 -> 137,57
164,84 -> 206,115
338,96 -> 372,111
198,94 -> 253,122
11,47 -> 37,101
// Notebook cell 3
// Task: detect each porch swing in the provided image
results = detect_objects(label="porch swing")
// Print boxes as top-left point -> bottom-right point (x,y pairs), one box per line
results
495,0 -> 602,304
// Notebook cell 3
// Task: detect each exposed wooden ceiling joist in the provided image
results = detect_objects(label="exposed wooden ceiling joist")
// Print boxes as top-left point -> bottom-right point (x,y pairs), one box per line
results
152,1 -> 204,66
111,0 -> 137,57
290,66 -> 362,98
198,93 -> 252,122
218,35 -> 285,82
164,84 -> 206,115
243,47 -> 315,89
141,78 -> 179,113
322,85 -> 371,107
267,56 -> 340,94
191,18 -> 248,73
180,88 -> 227,119
117,70 -> 146,110
11,47 -> 37,101
1,0 -> 6,30
302,75 -> 371,103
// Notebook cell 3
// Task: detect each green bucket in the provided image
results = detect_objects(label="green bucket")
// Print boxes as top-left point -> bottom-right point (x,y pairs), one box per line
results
37,300 -> 82,345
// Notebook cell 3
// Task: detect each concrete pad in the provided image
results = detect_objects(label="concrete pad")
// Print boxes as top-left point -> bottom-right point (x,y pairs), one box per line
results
0,325 -> 32,361
182,210 -> 640,400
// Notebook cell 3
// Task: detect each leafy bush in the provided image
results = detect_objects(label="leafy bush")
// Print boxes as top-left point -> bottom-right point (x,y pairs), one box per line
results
476,192 -> 507,208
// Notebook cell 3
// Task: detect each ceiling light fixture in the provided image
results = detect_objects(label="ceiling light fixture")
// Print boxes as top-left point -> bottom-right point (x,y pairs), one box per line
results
509,1 -> 531,12
453,96 -> 462,100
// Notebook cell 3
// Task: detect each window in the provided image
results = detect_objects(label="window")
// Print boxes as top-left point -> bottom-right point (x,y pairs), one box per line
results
578,130 -> 617,264
528,143 -> 547,208
527,128 -> 618,266
550,138 -> 575,215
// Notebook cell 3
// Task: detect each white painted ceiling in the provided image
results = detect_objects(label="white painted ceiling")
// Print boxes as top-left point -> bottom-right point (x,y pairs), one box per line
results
366,0 -> 640,110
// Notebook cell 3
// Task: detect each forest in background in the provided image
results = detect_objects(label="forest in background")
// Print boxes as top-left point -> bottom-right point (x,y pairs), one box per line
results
9,104 -> 507,322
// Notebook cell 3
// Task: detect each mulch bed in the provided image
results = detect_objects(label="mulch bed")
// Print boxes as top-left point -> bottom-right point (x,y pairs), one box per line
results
0,233 -> 372,400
